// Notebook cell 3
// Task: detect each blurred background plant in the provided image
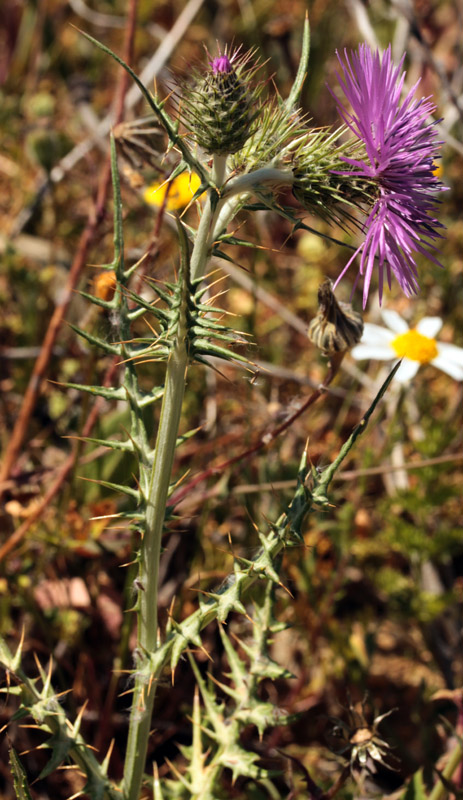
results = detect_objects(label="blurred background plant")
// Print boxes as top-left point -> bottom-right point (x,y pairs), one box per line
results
0,0 -> 462,798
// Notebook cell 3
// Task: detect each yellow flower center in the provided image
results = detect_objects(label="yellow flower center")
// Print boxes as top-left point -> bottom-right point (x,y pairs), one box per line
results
391,329 -> 438,363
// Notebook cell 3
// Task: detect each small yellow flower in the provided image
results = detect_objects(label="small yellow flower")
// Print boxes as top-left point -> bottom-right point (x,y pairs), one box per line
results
143,172 -> 202,211
93,270 -> 117,302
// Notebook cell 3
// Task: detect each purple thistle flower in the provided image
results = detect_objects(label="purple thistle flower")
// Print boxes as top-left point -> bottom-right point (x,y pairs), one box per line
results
331,43 -> 445,307
211,54 -> 233,74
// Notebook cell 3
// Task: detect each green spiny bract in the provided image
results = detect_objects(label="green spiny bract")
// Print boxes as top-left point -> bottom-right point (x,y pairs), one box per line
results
231,101 -> 306,173
292,126 -> 375,224
181,48 -> 263,156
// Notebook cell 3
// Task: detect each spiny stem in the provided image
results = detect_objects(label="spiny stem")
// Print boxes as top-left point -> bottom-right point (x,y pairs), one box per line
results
123,151 -> 305,797
123,153 -> 230,800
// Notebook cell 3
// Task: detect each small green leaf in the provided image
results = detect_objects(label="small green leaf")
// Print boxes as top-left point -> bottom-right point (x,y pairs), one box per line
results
77,289 -> 116,310
80,773 -> 107,800
10,707 -> 31,723
37,729 -> 74,779
9,748 -> 33,800
78,477 -> 141,501
56,382 -> 127,401
67,323 -> 121,355
213,578 -> 247,623
402,770 -> 427,800
67,435 -> 134,453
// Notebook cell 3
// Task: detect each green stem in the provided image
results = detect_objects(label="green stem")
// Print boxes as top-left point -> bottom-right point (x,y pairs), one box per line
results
123,346 -> 188,800
223,166 -> 293,200
429,739 -> 463,800
190,155 -> 228,283
122,153 -> 228,800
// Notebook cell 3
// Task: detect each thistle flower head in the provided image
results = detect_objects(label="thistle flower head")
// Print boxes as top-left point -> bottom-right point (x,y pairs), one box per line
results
330,44 -> 446,307
181,46 -> 263,156
292,126 -> 375,224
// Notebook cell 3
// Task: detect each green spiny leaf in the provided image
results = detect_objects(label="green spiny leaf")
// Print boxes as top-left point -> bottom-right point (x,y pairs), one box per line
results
56,382 -> 128,401
79,477 -> 141,501
9,748 -> 33,800
218,626 -> 247,688
77,29 -> 209,185
65,435 -> 134,453
209,564 -> 247,622
125,288 -> 172,320
77,289 -> 116,310
79,775 -> 106,800
67,323 -> 121,355
186,651 -> 223,733
138,389 -> 165,407
312,361 -> 401,504
219,742 -> 273,783
169,616 -> 203,671
10,706 -> 32,722
192,338 -> 251,364
37,729 -> 75,779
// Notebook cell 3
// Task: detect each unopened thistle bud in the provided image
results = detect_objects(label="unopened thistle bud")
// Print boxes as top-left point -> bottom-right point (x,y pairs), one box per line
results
308,279 -> 363,357
182,48 -> 262,156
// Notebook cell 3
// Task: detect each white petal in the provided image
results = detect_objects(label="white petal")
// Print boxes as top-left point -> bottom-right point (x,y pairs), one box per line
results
432,355 -> 463,381
436,342 -> 463,366
360,323 -> 396,344
381,309 -> 409,334
416,317 -> 443,338
393,359 -> 421,383
351,344 -> 394,361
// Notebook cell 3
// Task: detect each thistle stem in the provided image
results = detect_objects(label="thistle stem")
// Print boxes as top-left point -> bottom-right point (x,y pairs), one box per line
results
123,153 -> 229,800
223,166 -> 294,198
122,339 -> 188,800
428,739 -> 463,800
190,154 -> 227,283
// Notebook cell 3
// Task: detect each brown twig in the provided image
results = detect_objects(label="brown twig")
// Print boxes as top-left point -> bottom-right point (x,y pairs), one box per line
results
0,356 -> 120,563
0,0 -> 138,496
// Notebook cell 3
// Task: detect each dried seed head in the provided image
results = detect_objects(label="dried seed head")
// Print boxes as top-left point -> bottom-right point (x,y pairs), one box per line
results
328,697 -> 398,774
113,117 -> 166,170
308,279 -> 363,357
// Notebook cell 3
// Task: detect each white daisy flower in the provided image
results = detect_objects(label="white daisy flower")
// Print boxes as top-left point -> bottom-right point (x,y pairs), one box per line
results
351,310 -> 463,383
